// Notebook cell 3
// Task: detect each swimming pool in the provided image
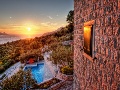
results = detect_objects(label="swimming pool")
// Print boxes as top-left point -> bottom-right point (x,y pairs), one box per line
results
24,63 -> 44,84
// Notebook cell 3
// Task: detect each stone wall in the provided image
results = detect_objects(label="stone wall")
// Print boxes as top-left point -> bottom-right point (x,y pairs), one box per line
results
50,80 -> 65,90
58,72 -> 73,81
74,0 -> 120,90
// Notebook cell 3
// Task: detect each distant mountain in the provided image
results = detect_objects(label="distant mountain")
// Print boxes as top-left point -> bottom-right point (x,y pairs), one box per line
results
0,32 -> 8,35
0,33 -> 21,44
0,32 -> 20,38
42,27 -> 64,36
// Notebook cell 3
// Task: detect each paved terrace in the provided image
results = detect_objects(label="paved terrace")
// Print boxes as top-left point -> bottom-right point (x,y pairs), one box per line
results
43,52 -> 73,90
24,60 -> 55,82
43,52 -> 57,81
0,62 -> 22,82
0,51 -> 73,90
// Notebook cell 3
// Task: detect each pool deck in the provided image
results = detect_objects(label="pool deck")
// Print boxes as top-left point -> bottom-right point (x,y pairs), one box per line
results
0,52 -> 73,90
0,59 -> 56,83
43,52 -> 58,81
0,50 -> 56,81
44,60 -> 54,81
24,60 -> 55,82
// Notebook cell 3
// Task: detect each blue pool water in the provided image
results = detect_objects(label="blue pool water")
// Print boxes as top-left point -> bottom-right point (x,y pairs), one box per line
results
24,63 -> 44,84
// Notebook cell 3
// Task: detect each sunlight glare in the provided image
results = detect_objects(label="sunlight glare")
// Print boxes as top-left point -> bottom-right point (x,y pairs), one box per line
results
27,27 -> 31,31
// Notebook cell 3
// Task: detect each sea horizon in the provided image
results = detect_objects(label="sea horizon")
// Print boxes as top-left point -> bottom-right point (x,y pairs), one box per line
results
0,34 -> 42,44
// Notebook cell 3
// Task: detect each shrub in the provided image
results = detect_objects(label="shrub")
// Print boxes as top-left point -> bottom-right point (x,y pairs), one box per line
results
0,66 -> 5,74
51,45 -> 73,65
61,66 -> 73,75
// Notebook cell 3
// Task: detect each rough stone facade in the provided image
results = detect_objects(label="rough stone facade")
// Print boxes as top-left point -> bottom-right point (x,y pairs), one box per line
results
74,0 -> 120,90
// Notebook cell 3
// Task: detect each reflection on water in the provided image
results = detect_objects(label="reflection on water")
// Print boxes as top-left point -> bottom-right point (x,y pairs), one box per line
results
0,35 -> 21,44
84,26 -> 92,56
0,34 -> 41,44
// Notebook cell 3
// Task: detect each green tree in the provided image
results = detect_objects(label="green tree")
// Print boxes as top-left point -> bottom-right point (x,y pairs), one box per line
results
19,49 -> 43,63
66,10 -> 74,24
0,70 -> 36,90
51,45 -> 73,67
30,41 -> 40,49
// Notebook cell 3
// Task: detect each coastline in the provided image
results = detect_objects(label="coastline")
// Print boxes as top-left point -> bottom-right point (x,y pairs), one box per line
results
0,35 -> 21,44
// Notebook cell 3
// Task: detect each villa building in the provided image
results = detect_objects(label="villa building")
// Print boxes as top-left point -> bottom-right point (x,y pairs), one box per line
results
74,0 -> 120,90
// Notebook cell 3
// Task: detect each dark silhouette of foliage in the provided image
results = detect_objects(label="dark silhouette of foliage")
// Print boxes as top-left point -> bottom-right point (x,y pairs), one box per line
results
66,10 -> 74,24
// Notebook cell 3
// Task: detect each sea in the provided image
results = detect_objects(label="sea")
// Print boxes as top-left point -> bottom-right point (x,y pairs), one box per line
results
0,34 -> 41,44
0,35 -> 21,44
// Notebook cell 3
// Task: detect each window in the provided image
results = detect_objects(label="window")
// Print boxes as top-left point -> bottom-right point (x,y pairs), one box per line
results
84,25 -> 93,56
83,20 -> 95,60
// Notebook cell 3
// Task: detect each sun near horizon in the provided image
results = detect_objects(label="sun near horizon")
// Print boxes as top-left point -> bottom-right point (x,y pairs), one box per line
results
27,27 -> 31,31
0,0 -> 73,38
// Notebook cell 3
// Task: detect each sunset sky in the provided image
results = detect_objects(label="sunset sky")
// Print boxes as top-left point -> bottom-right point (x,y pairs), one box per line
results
0,0 -> 73,37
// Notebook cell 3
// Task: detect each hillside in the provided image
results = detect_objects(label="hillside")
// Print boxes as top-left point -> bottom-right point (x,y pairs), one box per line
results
0,23 -> 73,74
0,32 -> 8,35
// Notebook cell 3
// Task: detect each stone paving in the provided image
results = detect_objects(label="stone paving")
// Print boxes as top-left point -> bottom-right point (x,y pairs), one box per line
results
43,52 -> 73,90
0,54 -> 55,83
44,60 -> 54,81
24,59 -> 54,82
43,52 -> 56,81
58,81 -> 73,90
0,62 -> 22,81
0,51 -> 74,90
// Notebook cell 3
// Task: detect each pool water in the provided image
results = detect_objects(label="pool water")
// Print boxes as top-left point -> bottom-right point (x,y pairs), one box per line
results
24,63 -> 44,84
